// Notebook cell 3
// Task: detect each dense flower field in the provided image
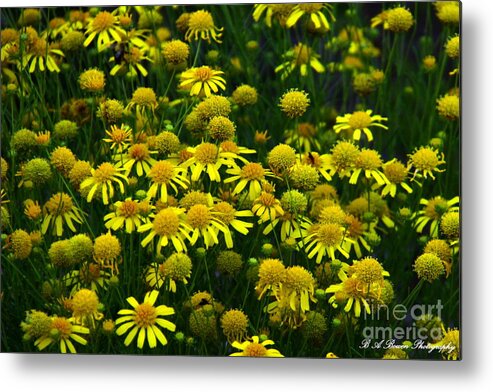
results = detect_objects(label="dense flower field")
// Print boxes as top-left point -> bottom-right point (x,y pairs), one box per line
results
0,2 -> 460,359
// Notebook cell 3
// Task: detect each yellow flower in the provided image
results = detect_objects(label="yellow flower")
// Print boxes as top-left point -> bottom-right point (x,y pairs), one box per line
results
378,159 -> 413,197
326,273 -> 372,318
224,162 -> 277,199
275,43 -> 325,79
103,124 -> 132,152
213,201 -> 254,240
230,335 -> 284,357
71,288 -> 104,327
84,10 -> 126,52
145,253 -> 192,293
279,89 -> 310,118
349,149 -> 388,186
431,326 -> 460,360
386,7 -> 414,32
333,110 -> 388,142
186,203 -> 232,249
110,44 -> 153,78
104,198 -> 147,233
300,222 -> 352,263
252,191 -> 285,224
253,4 -> 294,28
286,3 -> 335,30
34,316 -> 89,354
407,146 -> 446,180
42,193 -> 83,236
138,207 -> 191,254
147,160 -> 189,202
79,68 -> 105,92
115,291 -> 176,349
185,10 -> 223,44
179,66 -> 226,97
118,143 -> 157,177
22,37 -> 64,73
182,142 -> 237,183
80,162 -> 128,205
414,196 -> 459,237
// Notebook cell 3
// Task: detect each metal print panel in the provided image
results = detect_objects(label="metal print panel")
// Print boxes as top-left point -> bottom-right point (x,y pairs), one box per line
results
0,2 -> 461,359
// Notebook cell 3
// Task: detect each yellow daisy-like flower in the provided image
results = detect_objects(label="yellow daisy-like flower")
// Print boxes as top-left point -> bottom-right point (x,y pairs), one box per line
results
115,291 -> 176,349
326,273 -> 371,318
230,335 -> 284,357
349,149 -> 389,186
185,10 -> 223,44
252,191 -> 285,224
110,44 -> 153,78
119,143 -> 157,177
414,196 -> 459,237
213,201 -> 254,238
80,162 -> 128,205
103,124 -> 132,152
182,142 -> 237,183
104,198 -> 147,233
300,222 -> 352,263
407,146 -> 446,180
186,203 -> 232,249
22,37 -> 65,73
41,192 -> 83,236
147,160 -> 189,202
179,66 -> 226,97
138,207 -> 192,254
224,162 -> 277,199
333,110 -> 388,142
84,10 -> 126,52
379,159 -> 413,197
431,326 -> 460,360
286,3 -> 335,30
34,316 -> 89,354
275,43 -> 325,80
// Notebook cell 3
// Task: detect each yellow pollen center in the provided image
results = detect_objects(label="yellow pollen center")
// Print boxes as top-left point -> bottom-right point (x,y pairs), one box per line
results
317,223 -> 342,246
118,200 -> 139,217
128,144 -> 149,161
384,162 -> 407,183
94,163 -> 117,182
194,143 -> 218,164
258,192 -> 276,207
214,202 -> 235,224
153,209 -> 180,236
189,11 -> 214,30
244,342 -> 268,357
241,163 -> 265,180
92,11 -> 115,32
134,303 -> 157,328
150,161 -> 175,183
194,66 -> 213,81
348,111 -> 372,130
299,3 -> 324,13
45,193 -> 74,215
187,204 -> 212,229
51,317 -> 72,338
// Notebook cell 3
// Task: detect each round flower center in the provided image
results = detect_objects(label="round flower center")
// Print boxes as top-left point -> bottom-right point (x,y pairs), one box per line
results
244,342 -> 268,357
384,161 -> 408,183
356,149 -> 382,170
80,264 -> 101,283
187,204 -> 212,229
31,38 -> 48,56
153,209 -> 180,236
342,277 -> 361,297
299,3 -> 324,13
316,223 -> 342,246
424,197 -> 449,219
94,162 -> 117,182
331,141 -> 359,170
188,10 -> 214,30
149,161 -> 175,183
92,11 -> 115,32
118,200 -> 139,217
220,141 -> 239,154
72,289 -> 99,316
285,266 -> 313,292
134,303 -> 157,328
131,87 -> 157,106
127,47 -> 142,63
241,163 -> 265,180
346,215 -> 364,238
354,258 -> 384,284
410,148 -> 439,170
194,66 -> 214,81
257,192 -> 276,207
348,111 -> 372,130
128,143 -> 149,161
194,143 -> 218,164
45,193 -> 74,215
214,202 -> 236,224
51,317 -> 72,338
